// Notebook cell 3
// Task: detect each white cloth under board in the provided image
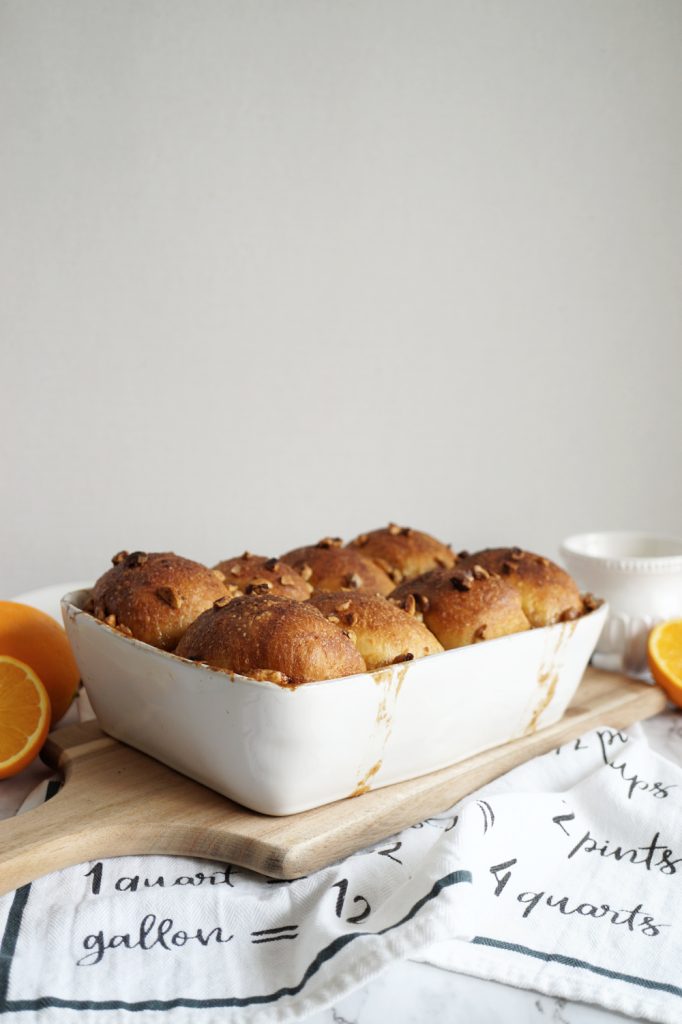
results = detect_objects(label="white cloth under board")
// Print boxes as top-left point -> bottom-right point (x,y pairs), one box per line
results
1,713 -> 681,1024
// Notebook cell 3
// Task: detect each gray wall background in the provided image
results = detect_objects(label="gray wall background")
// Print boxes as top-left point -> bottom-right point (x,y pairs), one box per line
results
2,0 -> 681,596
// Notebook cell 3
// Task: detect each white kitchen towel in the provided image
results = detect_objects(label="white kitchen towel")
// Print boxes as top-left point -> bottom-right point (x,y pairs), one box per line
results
0,788 -> 473,1024
418,714 -> 682,1024
1,713 -> 681,1024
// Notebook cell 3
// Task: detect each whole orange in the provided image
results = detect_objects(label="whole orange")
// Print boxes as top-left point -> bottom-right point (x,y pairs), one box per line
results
0,601 -> 79,724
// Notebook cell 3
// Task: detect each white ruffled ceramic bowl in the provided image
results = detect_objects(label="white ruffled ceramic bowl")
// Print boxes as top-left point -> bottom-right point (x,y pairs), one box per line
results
560,531 -> 682,676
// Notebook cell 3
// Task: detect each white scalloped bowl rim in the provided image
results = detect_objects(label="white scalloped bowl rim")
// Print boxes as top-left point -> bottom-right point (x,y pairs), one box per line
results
561,532 -> 682,574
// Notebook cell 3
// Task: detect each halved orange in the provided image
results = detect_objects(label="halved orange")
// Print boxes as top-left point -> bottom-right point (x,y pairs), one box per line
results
0,601 -> 80,724
648,619 -> 682,706
0,655 -> 51,778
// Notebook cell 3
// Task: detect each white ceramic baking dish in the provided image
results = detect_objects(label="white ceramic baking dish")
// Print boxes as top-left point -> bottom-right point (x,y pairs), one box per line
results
61,590 -> 607,815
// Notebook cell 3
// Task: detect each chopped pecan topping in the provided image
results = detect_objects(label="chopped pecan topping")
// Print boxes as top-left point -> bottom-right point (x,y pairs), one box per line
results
104,613 -> 117,627
212,569 -> 226,582
355,533 -> 369,546
501,561 -> 515,575
299,563 -> 313,582
229,565 -> 242,576
117,623 -> 133,637
387,523 -> 412,537
392,652 -> 414,664
327,614 -> 341,624
451,570 -> 474,591
582,593 -> 601,611
263,558 -> 279,571
510,547 -> 524,560
317,537 -> 343,549
279,575 -> 299,587
338,599 -> 352,611
403,593 -> 417,616
415,593 -> 430,614
473,624 -> 487,641
213,595 -> 231,609
241,550 -> 254,560
374,556 -> 401,582
125,551 -> 148,568
457,550 -> 470,559
559,607 -> 580,622
245,581 -> 272,595
346,572 -> 363,589
472,564 -> 490,580
111,550 -> 128,566
156,586 -> 182,609
345,612 -> 358,627
535,556 -> 550,567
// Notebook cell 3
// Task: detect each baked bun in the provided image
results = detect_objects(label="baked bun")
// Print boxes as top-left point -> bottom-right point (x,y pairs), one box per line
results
310,591 -> 443,670
280,538 -> 394,596
90,551 -> 228,650
457,548 -> 583,627
175,594 -> 366,684
213,553 -> 312,602
390,566 -> 530,649
349,523 -> 456,584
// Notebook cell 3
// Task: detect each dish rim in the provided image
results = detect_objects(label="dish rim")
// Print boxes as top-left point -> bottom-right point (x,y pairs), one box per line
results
62,587 -> 607,694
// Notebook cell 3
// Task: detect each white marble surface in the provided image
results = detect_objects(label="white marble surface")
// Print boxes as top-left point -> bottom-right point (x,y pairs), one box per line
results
300,960 -> 636,1024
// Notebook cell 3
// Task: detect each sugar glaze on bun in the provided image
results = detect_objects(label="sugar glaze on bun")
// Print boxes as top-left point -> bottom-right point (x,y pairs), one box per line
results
349,524 -> 456,584
390,566 -> 530,649
280,538 -> 394,596
175,593 -> 366,684
310,591 -> 443,670
90,551 -> 228,651
457,547 -> 583,627
213,553 -> 312,602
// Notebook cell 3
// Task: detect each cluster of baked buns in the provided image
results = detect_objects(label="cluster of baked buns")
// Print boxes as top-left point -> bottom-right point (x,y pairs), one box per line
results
86,526 -> 600,686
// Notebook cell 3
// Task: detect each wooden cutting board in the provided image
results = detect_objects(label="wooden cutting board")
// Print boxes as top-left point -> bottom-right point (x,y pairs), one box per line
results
0,668 -> 666,895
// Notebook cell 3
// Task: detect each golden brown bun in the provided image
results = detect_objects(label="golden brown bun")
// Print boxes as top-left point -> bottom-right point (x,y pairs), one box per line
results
310,591 -> 443,670
280,538 -> 394,596
175,594 -> 366,684
349,524 -> 456,584
90,551 -> 228,651
213,553 -> 312,602
458,548 -> 583,627
390,567 -> 530,649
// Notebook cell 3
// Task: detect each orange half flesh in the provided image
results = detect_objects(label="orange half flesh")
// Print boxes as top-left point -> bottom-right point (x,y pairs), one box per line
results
648,619 -> 682,706
0,655 -> 51,778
